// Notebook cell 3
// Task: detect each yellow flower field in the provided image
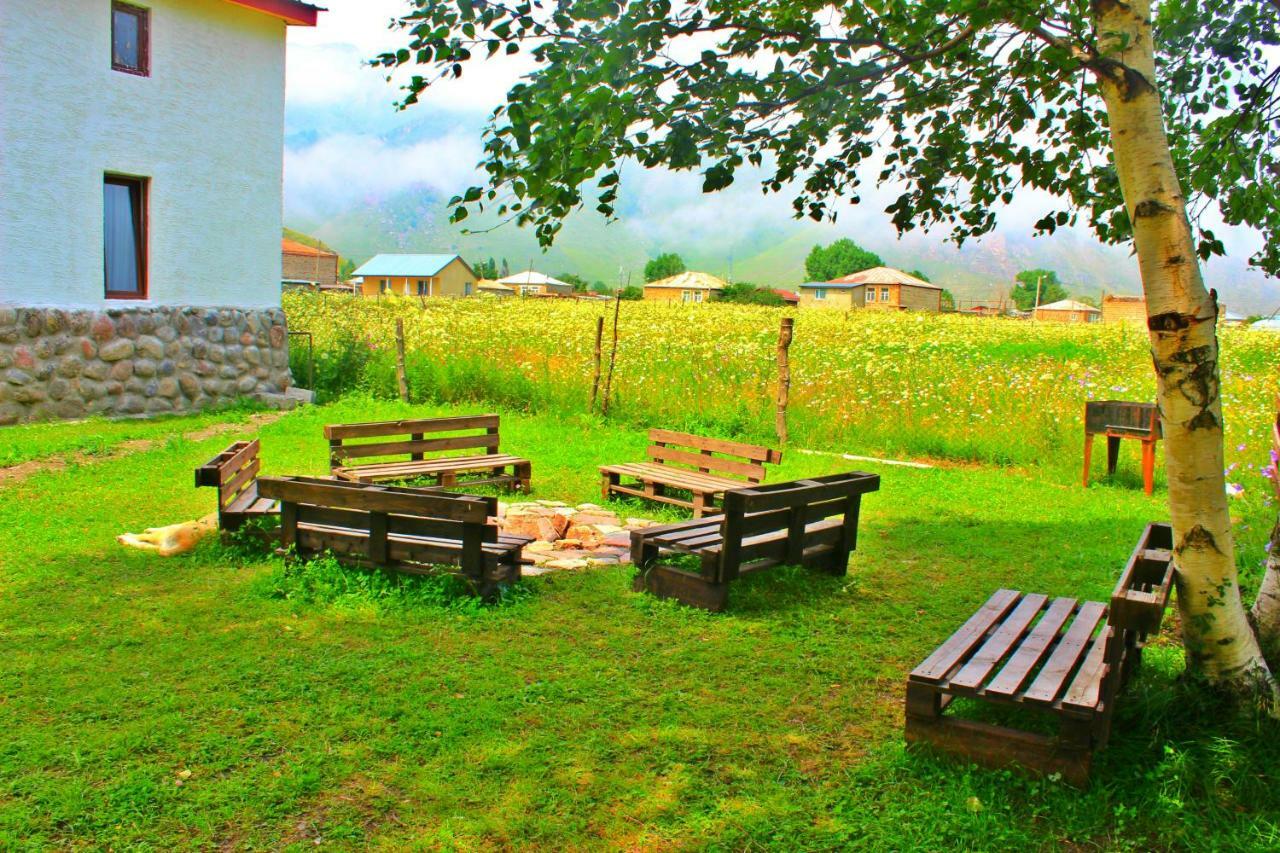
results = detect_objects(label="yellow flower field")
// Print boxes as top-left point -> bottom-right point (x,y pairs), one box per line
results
282,292 -> 1279,478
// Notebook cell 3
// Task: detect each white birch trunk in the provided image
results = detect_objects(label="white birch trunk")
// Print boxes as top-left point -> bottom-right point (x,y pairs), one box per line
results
1252,521 -> 1280,663
1092,0 -> 1276,703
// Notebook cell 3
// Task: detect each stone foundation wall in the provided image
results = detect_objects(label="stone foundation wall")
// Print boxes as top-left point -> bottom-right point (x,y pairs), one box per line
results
0,306 -> 291,424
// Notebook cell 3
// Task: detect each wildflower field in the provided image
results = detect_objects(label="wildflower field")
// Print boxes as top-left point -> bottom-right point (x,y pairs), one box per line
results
284,292 -> 1279,481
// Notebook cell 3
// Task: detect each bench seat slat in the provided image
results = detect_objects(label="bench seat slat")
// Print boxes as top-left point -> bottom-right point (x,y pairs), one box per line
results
1060,628 -> 1112,713
600,462 -> 745,492
298,522 -> 522,558
983,597 -> 1078,698
909,590 -> 1022,684
949,594 -> 1049,690
1022,601 -> 1107,706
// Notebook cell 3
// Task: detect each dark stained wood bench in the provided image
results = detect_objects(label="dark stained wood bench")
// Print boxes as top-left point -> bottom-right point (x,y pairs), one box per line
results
630,472 -> 881,610
255,475 -> 533,598
195,440 -> 279,531
326,414 -> 531,491
600,429 -> 783,518
905,522 -> 1175,787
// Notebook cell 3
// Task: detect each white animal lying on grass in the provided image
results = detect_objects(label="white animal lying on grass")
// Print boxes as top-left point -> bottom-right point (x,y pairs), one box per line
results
117,514 -> 218,557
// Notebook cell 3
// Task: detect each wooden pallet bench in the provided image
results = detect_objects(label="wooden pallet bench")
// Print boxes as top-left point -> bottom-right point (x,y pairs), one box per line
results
600,429 -> 783,518
630,472 -> 881,610
326,414 -> 531,491
1083,400 -> 1162,495
255,475 -> 533,597
904,522 -> 1175,786
195,440 -> 279,531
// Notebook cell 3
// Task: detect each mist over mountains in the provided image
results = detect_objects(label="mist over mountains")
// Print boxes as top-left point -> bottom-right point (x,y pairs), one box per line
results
283,65 -> 1280,314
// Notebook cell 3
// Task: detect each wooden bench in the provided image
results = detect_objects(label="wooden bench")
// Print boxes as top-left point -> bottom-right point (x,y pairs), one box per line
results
255,475 -> 533,598
195,440 -> 279,531
904,522 -> 1175,787
326,414 -> 531,491
600,429 -> 783,517
1083,400 -> 1162,495
630,472 -> 881,610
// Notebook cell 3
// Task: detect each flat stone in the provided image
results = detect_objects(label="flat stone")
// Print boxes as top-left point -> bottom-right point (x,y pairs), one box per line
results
133,359 -> 157,378
136,336 -> 164,359
546,559 -> 590,571
5,369 -> 33,385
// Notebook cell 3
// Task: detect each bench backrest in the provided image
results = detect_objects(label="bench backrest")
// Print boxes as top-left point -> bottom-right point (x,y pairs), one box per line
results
1091,522 -> 1175,741
1085,400 -> 1162,439
716,472 -> 880,578
256,475 -> 498,566
325,415 -> 501,470
195,439 -> 262,516
646,429 -> 782,484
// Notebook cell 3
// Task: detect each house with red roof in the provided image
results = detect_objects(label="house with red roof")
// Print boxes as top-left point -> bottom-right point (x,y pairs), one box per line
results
282,238 -> 340,290
0,0 -> 321,422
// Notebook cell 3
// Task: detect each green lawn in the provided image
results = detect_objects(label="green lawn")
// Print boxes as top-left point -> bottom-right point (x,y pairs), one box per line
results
1,399 -> 1277,849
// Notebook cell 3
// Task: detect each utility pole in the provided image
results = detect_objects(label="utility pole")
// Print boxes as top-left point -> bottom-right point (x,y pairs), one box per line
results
1034,274 -> 1043,311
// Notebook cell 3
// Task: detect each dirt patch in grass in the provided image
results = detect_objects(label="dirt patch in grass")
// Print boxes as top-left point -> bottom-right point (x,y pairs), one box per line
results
0,411 -> 285,485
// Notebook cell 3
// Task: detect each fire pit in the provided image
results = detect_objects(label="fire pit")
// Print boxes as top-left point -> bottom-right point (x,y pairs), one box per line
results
495,501 -> 659,575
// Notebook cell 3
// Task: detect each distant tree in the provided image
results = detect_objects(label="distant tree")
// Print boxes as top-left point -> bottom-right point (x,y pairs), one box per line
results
473,257 -> 500,279
559,272 -> 590,292
1077,294 -> 1101,308
339,258 -> 356,280
1012,269 -> 1069,310
590,281 -> 611,294
618,285 -> 644,301
805,239 -> 882,282
500,258 -> 511,277
909,268 -> 932,283
939,289 -> 956,312
644,253 -> 686,282
719,282 -> 785,306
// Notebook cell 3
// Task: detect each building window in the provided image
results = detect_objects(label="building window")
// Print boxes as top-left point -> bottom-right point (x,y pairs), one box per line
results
464,282 -> 473,296
417,279 -> 430,296
104,175 -> 147,298
815,288 -> 827,300
112,2 -> 150,76
880,286 -> 891,301
379,279 -> 390,293
866,289 -> 876,303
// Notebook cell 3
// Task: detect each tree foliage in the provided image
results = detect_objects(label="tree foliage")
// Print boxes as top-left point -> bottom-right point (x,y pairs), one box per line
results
618,284 -> 644,301
804,239 -> 883,282
1012,269 -> 1070,310
558,272 -> 590,292
377,2 -> 1279,275
644,253 -> 686,282
719,282 -> 786,305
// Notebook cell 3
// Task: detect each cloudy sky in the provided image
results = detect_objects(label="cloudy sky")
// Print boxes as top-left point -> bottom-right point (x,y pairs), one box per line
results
282,1 -> 1273,304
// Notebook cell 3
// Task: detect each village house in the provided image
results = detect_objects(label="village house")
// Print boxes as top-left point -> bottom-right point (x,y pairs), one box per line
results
798,267 -> 943,311
1101,294 -> 1147,324
351,254 -> 478,298
0,0 -> 320,424
1034,299 -> 1102,323
282,238 -> 340,291
498,271 -> 575,297
643,271 -> 728,303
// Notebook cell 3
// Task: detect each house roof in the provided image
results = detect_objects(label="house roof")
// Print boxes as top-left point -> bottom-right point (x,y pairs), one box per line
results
497,271 -> 570,288
477,280 -> 515,292
351,254 -> 467,278
824,266 -> 943,290
281,238 -> 336,258
1037,299 -> 1101,313
223,0 -> 323,26
773,289 -> 800,302
644,271 -> 728,291
1102,294 -> 1145,304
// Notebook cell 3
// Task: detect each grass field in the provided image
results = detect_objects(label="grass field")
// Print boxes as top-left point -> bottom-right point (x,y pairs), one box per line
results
283,293 -> 1280,485
2,397 -> 1279,849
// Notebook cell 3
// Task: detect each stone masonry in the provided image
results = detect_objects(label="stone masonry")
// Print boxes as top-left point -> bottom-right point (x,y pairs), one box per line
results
0,306 -> 291,424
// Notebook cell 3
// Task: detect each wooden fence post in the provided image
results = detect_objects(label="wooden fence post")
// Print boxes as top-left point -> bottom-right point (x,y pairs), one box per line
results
590,315 -> 605,413
395,318 -> 409,403
602,293 -> 622,416
776,316 -> 794,446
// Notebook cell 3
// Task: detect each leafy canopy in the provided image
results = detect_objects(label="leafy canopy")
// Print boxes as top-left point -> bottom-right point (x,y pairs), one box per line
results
644,252 -> 686,283
1012,269 -> 1070,310
805,239 -> 883,282
719,282 -> 786,305
378,1 -> 1280,275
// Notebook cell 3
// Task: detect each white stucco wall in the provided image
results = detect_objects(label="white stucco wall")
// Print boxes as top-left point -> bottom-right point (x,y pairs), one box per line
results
0,0 -> 287,309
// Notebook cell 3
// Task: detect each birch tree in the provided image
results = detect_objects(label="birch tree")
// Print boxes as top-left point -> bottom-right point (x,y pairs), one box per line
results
381,1 -> 1280,703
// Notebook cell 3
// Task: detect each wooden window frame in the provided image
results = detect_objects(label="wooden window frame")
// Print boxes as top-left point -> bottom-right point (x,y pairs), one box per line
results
111,2 -> 151,77
814,288 -> 827,300
104,174 -> 149,300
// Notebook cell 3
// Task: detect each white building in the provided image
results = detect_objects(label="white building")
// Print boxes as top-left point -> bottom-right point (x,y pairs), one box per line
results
0,0 -> 319,423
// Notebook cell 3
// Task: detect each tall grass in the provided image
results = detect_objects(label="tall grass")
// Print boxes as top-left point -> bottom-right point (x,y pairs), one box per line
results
284,292 -> 1279,475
